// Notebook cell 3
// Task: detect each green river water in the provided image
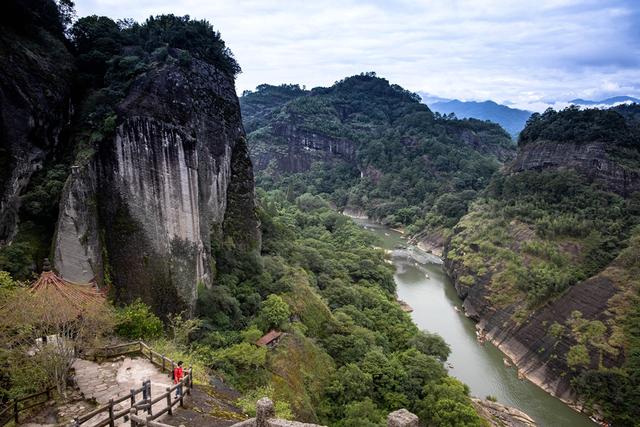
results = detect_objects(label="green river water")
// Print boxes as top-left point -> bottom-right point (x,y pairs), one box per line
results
355,219 -> 596,427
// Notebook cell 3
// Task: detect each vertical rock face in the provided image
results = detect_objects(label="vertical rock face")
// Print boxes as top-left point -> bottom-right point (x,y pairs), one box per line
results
509,141 -> 640,196
0,25 -> 73,244
251,123 -> 357,173
56,55 -> 260,315
53,164 -> 101,283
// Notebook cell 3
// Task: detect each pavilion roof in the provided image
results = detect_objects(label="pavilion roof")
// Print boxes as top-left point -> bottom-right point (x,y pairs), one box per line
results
29,270 -> 105,315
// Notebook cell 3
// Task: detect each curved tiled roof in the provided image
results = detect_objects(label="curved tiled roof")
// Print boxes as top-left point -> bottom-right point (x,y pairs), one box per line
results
30,270 -> 106,314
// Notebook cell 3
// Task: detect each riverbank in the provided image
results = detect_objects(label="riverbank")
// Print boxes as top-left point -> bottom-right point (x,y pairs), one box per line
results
351,217 -> 595,427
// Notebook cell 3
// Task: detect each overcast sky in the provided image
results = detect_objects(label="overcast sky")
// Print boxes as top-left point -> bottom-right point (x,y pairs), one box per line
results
75,0 -> 640,111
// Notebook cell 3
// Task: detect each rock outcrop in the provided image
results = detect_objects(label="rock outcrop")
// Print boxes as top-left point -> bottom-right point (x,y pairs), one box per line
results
0,19 -> 73,244
509,140 -> 640,196
1,5 -> 261,316
55,55 -> 260,315
472,398 -> 537,427
446,248 -> 625,402
53,164 -> 101,283
250,123 -> 356,173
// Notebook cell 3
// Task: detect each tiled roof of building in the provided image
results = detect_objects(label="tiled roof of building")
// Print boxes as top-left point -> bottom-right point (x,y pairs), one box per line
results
255,330 -> 283,347
30,262 -> 105,316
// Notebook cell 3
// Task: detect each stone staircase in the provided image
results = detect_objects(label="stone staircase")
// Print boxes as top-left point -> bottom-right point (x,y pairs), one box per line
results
72,356 -> 176,426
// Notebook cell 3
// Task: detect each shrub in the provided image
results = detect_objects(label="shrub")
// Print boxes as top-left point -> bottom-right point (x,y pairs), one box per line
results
236,385 -> 293,419
567,344 -> 590,368
115,299 -> 163,340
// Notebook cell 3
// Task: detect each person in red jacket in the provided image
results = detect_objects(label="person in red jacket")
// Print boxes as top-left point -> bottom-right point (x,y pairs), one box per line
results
173,361 -> 184,398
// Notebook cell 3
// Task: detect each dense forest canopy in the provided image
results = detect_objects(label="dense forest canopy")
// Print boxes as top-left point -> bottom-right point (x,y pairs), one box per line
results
519,104 -> 640,147
242,73 -> 515,233
192,190 -> 482,426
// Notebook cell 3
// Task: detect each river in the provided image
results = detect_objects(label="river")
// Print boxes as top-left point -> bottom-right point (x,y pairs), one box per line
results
354,219 -> 595,427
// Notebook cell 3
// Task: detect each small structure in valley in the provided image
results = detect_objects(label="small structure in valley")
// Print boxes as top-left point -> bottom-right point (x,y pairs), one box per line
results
256,330 -> 283,348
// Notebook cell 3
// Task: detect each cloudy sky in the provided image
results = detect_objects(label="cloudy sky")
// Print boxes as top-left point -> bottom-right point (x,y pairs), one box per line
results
75,0 -> 640,111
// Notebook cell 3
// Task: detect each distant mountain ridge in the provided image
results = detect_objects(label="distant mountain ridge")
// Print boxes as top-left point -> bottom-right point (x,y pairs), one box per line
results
428,99 -> 532,138
569,96 -> 640,106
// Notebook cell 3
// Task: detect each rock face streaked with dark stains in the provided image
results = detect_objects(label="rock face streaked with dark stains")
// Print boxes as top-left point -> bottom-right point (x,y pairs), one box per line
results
55,55 -> 260,316
509,140 -> 640,196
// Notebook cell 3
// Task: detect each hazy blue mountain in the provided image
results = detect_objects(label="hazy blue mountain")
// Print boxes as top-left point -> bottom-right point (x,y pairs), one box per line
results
428,99 -> 532,138
416,91 -> 451,105
569,96 -> 640,106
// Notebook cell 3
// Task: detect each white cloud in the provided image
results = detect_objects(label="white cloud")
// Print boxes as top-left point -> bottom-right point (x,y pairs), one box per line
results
75,0 -> 640,110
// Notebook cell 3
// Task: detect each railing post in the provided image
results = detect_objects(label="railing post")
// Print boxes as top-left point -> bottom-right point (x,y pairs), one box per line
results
166,387 -> 172,416
146,381 -> 152,415
129,408 -> 137,427
139,341 -> 143,354
130,388 -> 136,407
161,355 -> 165,372
256,398 -> 274,427
187,367 -> 192,395
108,399 -> 115,427
13,399 -> 18,423
46,387 -> 51,400
73,416 -> 80,427
179,380 -> 184,408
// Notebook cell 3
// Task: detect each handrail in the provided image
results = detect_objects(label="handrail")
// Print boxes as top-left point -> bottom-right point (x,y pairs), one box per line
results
74,341 -> 192,427
0,387 -> 54,426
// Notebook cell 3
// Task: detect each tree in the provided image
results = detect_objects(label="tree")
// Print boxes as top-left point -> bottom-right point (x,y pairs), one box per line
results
167,311 -> 202,347
567,344 -> 590,368
0,286 -> 114,396
335,399 -> 385,427
115,299 -> 163,340
417,378 -> 482,427
259,294 -> 290,331
325,363 -> 373,406
409,330 -> 451,361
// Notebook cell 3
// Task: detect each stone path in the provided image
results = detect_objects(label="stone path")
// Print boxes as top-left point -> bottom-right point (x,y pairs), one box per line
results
73,357 -> 175,426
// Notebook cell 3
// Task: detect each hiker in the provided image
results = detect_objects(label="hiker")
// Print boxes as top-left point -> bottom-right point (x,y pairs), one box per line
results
173,361 -> 184,398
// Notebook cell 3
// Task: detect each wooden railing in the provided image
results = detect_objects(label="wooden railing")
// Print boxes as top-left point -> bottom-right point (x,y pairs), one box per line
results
73,341 -> 192,427
128,379 -> 191,427
0,387 -> 54,426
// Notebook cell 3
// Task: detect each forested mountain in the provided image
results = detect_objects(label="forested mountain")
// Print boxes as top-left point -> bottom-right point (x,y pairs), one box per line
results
241,74 -> 516,250
0,3 -> 490,426
446,104 -> 640,424
246,78 -> 640,423
428,99 -> 532,138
